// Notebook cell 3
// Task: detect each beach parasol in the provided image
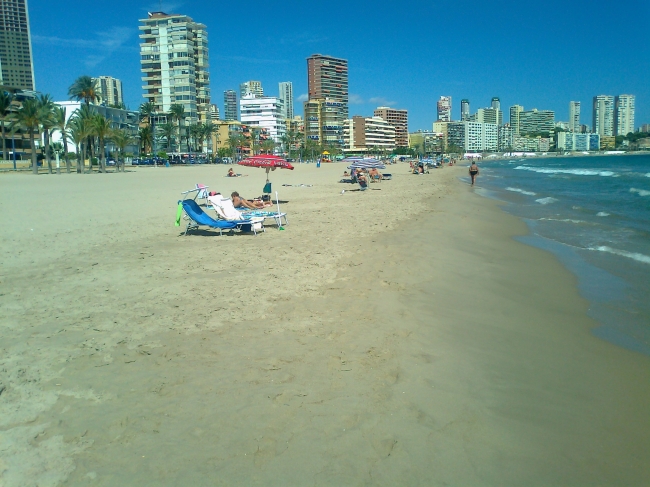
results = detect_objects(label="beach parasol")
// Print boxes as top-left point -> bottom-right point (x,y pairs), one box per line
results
348,158 -> 386,169
238,155 -> 294,195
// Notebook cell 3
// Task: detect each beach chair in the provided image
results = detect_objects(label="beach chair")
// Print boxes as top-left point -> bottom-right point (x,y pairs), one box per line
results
180,183 -> 210,205
207,196 -> 265,235
180,199 -> 238,236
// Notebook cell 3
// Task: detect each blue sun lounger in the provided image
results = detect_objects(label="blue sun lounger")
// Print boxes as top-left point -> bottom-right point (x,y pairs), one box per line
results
180,199 -> 239,236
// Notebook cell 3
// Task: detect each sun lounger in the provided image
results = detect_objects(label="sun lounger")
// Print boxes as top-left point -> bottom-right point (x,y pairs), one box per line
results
180,199 -> 238,236
180,184 -> 210,205
207,196 -> 265,235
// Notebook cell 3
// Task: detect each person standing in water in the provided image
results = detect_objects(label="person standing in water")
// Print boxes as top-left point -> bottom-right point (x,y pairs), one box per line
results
469,161 -> 479,186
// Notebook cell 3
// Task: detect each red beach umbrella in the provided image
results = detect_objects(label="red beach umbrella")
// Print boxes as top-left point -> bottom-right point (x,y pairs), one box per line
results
238,155 -> 294,195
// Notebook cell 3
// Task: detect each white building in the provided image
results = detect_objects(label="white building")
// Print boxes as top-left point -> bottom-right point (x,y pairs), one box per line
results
592,95 -> 614,136
569,101 -> 581,132
278,81 -> 294,119
557,132 -> 600,151
240,80 -> 263,98
615,95 -> 635,136
465,122 -> 498,152
343,116 -> 395,153
239,94 -> 286,143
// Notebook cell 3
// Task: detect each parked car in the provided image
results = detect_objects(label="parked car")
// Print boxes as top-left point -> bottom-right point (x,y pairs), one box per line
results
106,159 -> 116,166
131,158 -> 140,166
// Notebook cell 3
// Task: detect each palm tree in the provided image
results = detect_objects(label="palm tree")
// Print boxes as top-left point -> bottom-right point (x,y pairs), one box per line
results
68,76 -> 99,107
67,115 -> 88,173
261,139 -> 275,154
10,98 -> 41,174
72,104 -> 96,173
37,95 -> 56,174
110,128 -> 133,172
188,123 -> 201,155
228,133 -> 244,161
159,122 -> 175,150
169,104 -> 185,151
91,114 -> 112,173
50,141 -> 65,171
52,106 -> 71,173
200,122 -> 216,154
0,91 -> 14,162
138,126 -> 152,154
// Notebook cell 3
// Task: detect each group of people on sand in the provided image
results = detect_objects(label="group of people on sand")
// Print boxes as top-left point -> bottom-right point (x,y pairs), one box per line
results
344,167 -> 383,183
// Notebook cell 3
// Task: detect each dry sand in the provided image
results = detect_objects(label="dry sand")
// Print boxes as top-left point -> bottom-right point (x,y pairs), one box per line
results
1,162 -> 648,486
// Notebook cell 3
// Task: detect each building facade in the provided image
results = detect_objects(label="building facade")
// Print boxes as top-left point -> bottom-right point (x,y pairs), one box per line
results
343,116 -> 395,153
491,97 -> 500,111
240,80 -> 263,98
460,99 -> 470,121
374,106 -> 408,147
239,94 -> 286,143
614,94 -> 635,136
437,96 -> 451,122
512,136 -> 551,152
409,130 -> 444,155
519,109 -> 555,135
223,89 -> 237,121
209,103 -> 219,121
443,121 -> 497,152
307,54 -> 348,119
0,0 -> 35,90
303,98 -> 345,146
139,11 -> 210,123
472,107 -> 503,126
509,105 -> 523,135
592,95 -> 614,136
498,124 -> 513,150
556,132 -> 600,151
278,81 -> 294,119
569,101 -> 581,132
93,76 -> 124,106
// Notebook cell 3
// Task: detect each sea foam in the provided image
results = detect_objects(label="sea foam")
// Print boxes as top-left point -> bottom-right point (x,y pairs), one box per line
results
535,197 -> 558,205
630,188 -> 650,197
506,187 -> 536,196
597,212 -> 610,217
515,166 -> 616,177
591,246 -> 650,265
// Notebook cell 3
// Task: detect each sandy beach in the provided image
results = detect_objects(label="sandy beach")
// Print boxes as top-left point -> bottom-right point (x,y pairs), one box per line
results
1,162 -> 648,486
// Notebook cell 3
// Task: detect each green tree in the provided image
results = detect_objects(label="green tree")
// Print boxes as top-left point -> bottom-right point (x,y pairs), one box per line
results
169,104 -> 186,151
67,114 -> 87,173
68,75 -> 99,107
91,114 -> 112,173
10,98 -> 42,174
159,121 -> 175,150
261,139 -> 275,154
110,128 -> 133,172
138,125 -> 152,154
37,94 -> 56,174
0,91 -> 13,162
228,133 -> 244,161
52,106 -> 71,173
200,122 -> 216,154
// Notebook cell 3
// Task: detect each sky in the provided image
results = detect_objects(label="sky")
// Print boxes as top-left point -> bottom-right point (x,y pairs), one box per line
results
29,0 -> 650,131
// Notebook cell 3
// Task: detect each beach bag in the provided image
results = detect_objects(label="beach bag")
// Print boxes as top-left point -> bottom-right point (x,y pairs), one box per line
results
263,182 -> 272,194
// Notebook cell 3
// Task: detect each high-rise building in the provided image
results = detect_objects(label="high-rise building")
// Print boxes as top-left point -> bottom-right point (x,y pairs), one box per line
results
209,104 -> 219,121
509,105 -> 524,135
93,76 -> 124,106
592,95 -> 614,136
614,94 -> 635,136
491,97 -> 500,111
224,90 -> 237,121
240,80 -> 263,98
304,98 -> 345,146
307,54 -> 349,118
139,11 -> 210,122
343,116 -> 395,153
519,109 -> 555,135
278,81 -> 294,119
461,99 -> 470,121
374,106 -> 408,147
437,96 -> 452,122
0,0 -> 35,90
240,94 -> 286,143
569,101 -> 581,132
473,107 -> 503,126
444,121 -> 498,152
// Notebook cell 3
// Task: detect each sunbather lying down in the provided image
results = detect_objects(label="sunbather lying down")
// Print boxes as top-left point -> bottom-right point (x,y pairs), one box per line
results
227,168 -> 248,177
231,191 -> 272,209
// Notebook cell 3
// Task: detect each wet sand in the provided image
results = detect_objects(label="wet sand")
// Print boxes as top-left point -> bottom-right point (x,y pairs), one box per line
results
0,163 -> 648,486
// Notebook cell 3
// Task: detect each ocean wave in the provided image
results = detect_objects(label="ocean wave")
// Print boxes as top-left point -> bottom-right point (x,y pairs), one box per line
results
630,188 -> 650,197
535,197 -> 558,205
505,187 -> 537,196
590,246 -> 650,265
515,166 -> 616,177
597,212 -> 610,217
645,173 -> 650,178
540,218 -> 586,224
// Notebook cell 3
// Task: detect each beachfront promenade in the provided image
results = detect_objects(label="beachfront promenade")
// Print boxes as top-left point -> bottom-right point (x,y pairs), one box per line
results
1,163 -> 648,485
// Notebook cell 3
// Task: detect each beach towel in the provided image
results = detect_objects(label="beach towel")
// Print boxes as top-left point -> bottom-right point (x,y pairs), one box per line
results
208,196 -> 243,220
175,201 -> 183,226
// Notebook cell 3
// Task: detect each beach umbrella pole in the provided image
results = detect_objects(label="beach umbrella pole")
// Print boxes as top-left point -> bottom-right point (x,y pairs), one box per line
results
275,191 -> 284,230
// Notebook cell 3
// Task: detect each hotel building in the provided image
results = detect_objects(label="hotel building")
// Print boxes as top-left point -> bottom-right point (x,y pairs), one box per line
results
304,98 -> 345,146
343,116 -> 395,153
139,11 -> 210,122
307,54 -> 348,117
472,107 -> 503,126
239,94 -> 286,143
0,0 -> 35,90
556,132 -> 600,151
437,96 -> 451,122
592,95 -> 614,136
444,121 -> 498,152
614,94 -> 635,136
519,109 -> 555,135
93,76 -> 124,106
374,106 -> 408,147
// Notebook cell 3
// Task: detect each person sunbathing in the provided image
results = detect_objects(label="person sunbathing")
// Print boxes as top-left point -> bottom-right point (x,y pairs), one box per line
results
231,191 -> 272,209
227,168 -> 248,177
369,168 -> 383,181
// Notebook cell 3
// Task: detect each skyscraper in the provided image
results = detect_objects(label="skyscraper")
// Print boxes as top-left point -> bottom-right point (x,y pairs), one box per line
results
278,81 -> 294,119
461,99 -> 470,121
614,95 -> 635,136
224,90 -> 237,121
240,81 -> 263,98
592,95 -> 614,136
491,97 -> 500,111
519,109 -> 555,135
374,106 -> 408,147
0,0 -> 35,90
139,11 -> 210,122
437,96 -> 451,122
93,76 -> 124,106
569,101 -> 581,132
509,105 -> 524,135
307,54 -> 349,117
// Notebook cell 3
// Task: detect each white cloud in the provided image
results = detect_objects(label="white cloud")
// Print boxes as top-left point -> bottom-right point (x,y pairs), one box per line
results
297,93 -> 308,102
349,94 -> 365,104
369,97 -> 397,106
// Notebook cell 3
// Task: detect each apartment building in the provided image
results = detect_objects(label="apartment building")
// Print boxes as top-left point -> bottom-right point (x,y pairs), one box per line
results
139,11 -> 210,122
437,96 -> 451,122
509,105 -> 524,135
614,95 -> 635,136
343,116 -> 395,153
303,98 -> 345,146
460,99 -> 470,121
519,109 -> 555,135
443,121 -> 497,152
472,107 -> 503,126
240,80 -> 263,98
93,76 -> 124,106
239,94 -> 286,143
592,95 -> 614,136
223,90 -> 237,121
373,106 -> 408,147
0,0 -> 35,90
569,101 -> 581,132
556,132 -> 600,151
278,81 -> 294,119
307,54 -> 348,117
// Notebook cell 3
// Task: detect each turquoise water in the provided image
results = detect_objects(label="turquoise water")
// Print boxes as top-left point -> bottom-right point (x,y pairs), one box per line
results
474,154 -> 650,355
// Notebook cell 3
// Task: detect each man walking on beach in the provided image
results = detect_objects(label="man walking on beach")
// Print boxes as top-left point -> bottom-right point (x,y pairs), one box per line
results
469,162 -> 479,186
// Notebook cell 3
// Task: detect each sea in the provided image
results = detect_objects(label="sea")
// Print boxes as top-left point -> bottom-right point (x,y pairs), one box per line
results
473,154 -> 650,355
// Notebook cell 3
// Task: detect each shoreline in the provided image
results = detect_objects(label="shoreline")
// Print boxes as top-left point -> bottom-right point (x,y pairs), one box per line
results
1,164 -> 648,485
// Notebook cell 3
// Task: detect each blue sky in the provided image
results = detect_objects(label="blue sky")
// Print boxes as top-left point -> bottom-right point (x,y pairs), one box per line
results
30,0 -> 650,131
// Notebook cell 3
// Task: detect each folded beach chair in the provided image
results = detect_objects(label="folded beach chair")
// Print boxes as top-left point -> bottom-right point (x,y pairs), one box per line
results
180,199 -> 238,236
207,196 -> 265,235
180,183 -> 210,205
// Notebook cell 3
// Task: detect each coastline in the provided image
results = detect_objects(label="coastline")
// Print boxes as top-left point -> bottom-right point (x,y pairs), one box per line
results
1,164 -> 648,485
